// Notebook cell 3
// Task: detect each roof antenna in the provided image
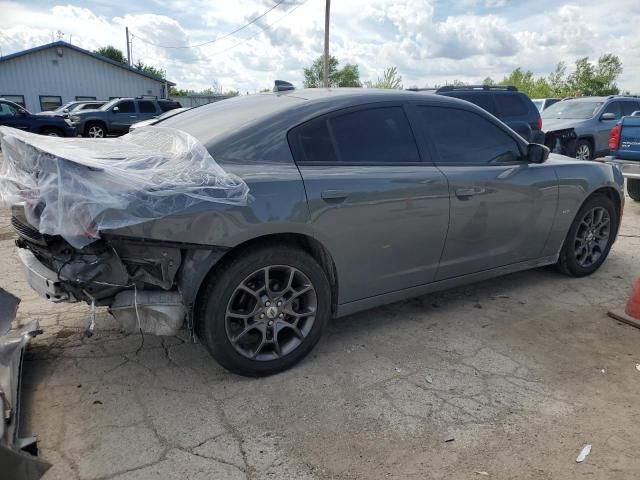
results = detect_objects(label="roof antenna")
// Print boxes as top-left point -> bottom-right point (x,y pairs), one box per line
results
273,80 -> 294,93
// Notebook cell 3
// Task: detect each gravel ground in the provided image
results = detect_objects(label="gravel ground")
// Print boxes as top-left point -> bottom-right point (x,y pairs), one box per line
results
2,188 -> 640,480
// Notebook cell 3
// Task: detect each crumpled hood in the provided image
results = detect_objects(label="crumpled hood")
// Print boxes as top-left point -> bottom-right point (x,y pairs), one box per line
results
541,117 -> 586,132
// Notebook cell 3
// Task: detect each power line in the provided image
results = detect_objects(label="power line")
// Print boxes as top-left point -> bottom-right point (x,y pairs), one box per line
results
197,0 -> 308,60
131,0 -> 289,49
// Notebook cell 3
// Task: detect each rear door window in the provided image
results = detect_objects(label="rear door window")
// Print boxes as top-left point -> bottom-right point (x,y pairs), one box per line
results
494,94 -> 529,117
621,101 -> 640,116
138,101 -> 157,113
453,94 -> 496,115
418,106 -> 522,165
290,106 -> 421,164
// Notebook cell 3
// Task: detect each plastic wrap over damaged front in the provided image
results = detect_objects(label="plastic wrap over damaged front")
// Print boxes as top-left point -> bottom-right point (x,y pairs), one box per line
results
0,126 -> 249,248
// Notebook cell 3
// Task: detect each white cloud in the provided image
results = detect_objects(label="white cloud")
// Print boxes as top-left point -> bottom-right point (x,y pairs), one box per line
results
1,0 -> 639,93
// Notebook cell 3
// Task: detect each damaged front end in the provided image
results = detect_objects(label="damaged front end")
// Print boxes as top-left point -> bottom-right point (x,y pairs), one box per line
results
0,288 -> 50,480
12,208 -> 226,336
544,128 -> 578,156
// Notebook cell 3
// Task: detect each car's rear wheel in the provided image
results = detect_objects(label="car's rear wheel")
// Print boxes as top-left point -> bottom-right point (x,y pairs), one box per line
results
195,246 -> 331,376
627,179 -> 640,201
85,123 -> 106,138
574,139 -> 593,160
557,194 -> 618,277
41,128 -> 62,137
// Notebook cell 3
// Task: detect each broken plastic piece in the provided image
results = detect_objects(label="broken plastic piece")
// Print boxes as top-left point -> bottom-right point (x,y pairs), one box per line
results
474,472 -> 489,477
425,373 -> 433,384
576,444 -> 591,463
0,126 -> 249,248
84,298 -> 96,338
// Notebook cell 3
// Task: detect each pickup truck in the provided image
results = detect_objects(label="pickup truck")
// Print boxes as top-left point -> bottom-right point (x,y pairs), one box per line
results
609,112 -> 640,200
70,97 -> 182,138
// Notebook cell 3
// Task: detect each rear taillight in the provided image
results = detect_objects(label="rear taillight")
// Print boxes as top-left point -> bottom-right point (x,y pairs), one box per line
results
537,116 -> 542,131
609,124 -> 621,150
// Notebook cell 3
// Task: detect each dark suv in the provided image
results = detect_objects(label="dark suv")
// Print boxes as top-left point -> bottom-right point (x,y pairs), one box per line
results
0,98 -> 76,137
433,85 -> 544,143
70,97 -> 182,138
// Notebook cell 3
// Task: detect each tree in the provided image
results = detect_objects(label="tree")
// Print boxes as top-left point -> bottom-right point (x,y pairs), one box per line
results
566,54 -> 622,96
303,55 -> 361,87
482,77 -> 496,86
133,60 -> 165,80
365,66 -> 403,89
94,45 -> 127,64
168,87 -> 189,96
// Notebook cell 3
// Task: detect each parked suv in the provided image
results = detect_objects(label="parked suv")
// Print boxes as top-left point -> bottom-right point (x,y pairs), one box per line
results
37,100 -> 107,117
542,96 -> 640,160
70,97 -> 182,137
429,85 -> 544,143
532,98 -> 560,111
0,98 -> 76,137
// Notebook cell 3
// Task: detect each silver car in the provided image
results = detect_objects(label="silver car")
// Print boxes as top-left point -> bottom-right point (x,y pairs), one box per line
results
10,88 -> 625,376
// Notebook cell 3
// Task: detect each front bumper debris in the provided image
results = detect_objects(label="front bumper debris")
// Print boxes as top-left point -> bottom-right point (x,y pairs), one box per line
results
0,288 -> 50,480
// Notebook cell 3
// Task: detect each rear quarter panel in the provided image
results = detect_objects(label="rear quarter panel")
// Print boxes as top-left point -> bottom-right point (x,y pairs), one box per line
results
542,155 -> 624,256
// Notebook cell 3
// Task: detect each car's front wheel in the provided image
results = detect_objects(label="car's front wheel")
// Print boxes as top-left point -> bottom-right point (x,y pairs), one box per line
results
85,123 -> 106,138
574,139 -> 593,160
557,194 -> 618,277
41,128 -> 62,137
195,246 -> 331,376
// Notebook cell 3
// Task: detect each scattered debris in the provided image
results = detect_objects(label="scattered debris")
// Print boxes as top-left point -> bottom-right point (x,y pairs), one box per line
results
395,367 -> 402,373
636,364 -> 640,372
425,373 -> 433,384
93,400 -> 103,405
576,444 -> 592,463
473,303 -> 483,309
475,472 -> 489,476
444,437 -> 455,443
601,369 -> 606,374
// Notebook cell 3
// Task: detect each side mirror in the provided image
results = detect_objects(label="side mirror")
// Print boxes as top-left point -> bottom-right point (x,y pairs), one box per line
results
63,108 -> 70,113
600,112 -> 616,121
113,106 -> 120,112
527,143 -> 550,164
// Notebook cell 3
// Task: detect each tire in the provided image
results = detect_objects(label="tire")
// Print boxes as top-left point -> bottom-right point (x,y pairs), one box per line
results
195,246 -> 331,377
627,179 -> 640,202
85,123 -> 106,138
41,128 -> 62,137
573,139 -> 593,160
557,194 -> 618,277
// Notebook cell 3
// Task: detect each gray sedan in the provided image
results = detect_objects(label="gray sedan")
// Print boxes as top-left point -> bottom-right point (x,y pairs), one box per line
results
11,88 -> 625,376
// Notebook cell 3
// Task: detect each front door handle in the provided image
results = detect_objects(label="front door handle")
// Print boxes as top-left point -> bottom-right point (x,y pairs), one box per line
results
455,187 -> 485,199
321,190 -> 349,202
129,115 -> 138,118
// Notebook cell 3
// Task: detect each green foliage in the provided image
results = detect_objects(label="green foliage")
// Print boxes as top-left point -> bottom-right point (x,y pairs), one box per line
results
499,54 -> 623,98
482,77 -> 496,86
168,87 -> 189,96
133,60 -> 166,80
365,66 -> 403,89
94,46 -> 127,64
303,55 -> 362,88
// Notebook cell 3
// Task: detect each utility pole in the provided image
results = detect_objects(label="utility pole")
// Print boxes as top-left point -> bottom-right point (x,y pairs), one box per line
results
323,0 -> 331,88
126,27 -> 131,66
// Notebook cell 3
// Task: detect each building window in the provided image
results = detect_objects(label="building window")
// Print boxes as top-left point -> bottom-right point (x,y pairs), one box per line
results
75,96 -> 97,101
1,95 -> 25,107
39,95 -> 62,111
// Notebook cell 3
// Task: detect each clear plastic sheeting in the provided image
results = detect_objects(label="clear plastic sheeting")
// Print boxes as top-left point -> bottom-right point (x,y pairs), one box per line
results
0,126 -> 249,248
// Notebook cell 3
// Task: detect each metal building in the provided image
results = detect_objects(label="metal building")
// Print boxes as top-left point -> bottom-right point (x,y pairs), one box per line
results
0,41 -> 175,112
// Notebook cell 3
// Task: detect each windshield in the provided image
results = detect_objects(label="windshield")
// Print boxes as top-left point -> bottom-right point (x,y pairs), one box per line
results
542,101 -> 603,119
532,100 -> 543,111
53,102 -> 76,113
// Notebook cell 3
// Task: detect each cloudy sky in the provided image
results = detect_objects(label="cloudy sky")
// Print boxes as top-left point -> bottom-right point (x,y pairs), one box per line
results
1,0 -> 639,93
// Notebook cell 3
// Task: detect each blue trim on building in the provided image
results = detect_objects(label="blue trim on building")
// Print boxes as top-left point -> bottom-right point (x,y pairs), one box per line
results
0,41 -> 175,86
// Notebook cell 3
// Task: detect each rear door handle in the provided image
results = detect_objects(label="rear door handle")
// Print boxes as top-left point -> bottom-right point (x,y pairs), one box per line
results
321,190 -> 349,202
455,187 -> 485,199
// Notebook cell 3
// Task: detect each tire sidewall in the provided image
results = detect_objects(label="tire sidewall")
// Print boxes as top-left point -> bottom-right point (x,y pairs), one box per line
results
574,139 -> 592,160
627,179 -> 640,201
562,194 -> 618,276
196,247 -> 331,376
85,123 -> 105,138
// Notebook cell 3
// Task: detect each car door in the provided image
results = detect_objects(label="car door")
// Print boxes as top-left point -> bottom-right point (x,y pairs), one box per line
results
110,100 -> 137,133
136,100 -> 159,122
415,104 -> 558,280
289,104 -> 450,304
0,102 -> 31,131
595,101 -> 622,153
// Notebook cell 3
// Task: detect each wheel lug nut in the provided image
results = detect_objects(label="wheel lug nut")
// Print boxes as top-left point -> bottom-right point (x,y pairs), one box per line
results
259,313 -> 265,319
277,301 -> 282,307
265,301 -> 271,307
268,320 -> 273,326
279,313 -> 284,318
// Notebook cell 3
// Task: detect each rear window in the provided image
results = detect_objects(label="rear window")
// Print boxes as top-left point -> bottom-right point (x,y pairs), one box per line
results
138,101 -> 157,113
494,94 -> 529,117
453,93 -> 496,115
290,106 -> 420,164
159,101 -> 181,112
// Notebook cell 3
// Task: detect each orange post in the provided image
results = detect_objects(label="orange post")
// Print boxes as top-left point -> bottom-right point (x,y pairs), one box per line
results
609,278 -> 640,329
